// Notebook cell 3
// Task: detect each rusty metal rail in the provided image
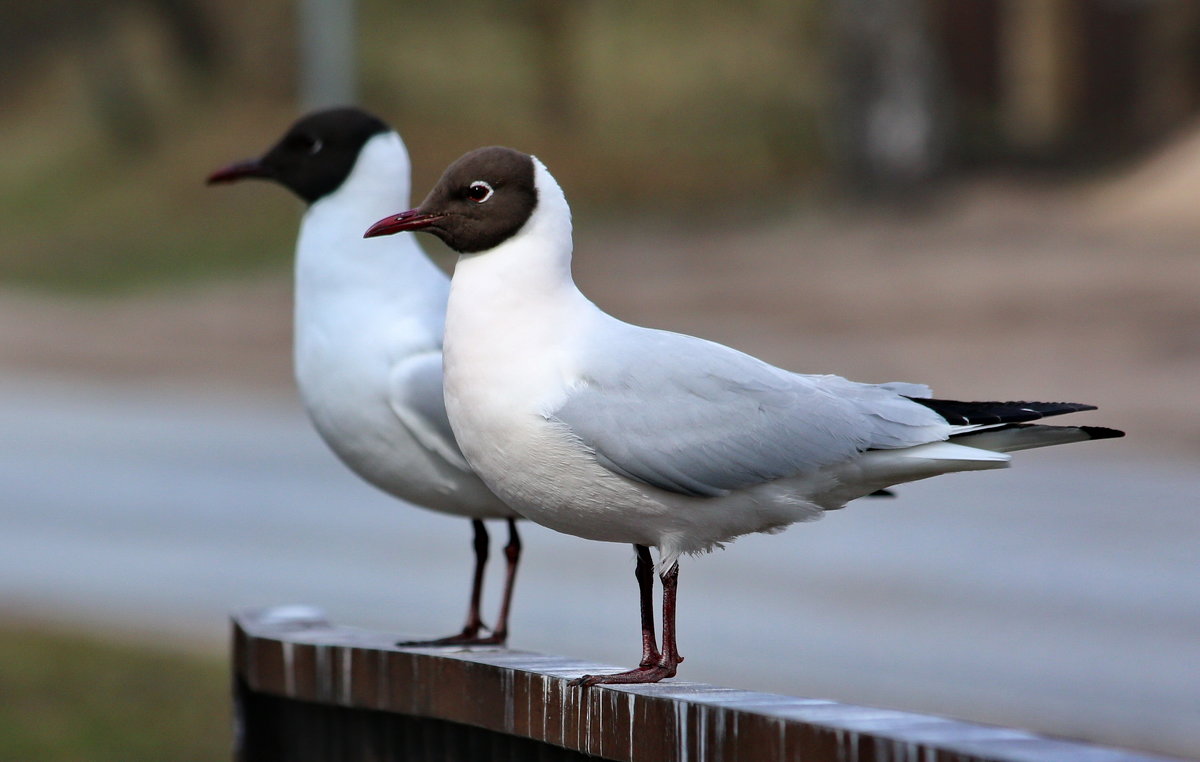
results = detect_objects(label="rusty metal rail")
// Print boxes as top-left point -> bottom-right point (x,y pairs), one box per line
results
233,607 -> 1176,761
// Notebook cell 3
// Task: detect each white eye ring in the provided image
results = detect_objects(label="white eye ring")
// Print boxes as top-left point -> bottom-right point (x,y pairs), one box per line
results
467,181 -> 494,203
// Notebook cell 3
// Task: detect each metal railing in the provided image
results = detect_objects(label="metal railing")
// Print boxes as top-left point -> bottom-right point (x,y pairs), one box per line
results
232,607 -> 1173,762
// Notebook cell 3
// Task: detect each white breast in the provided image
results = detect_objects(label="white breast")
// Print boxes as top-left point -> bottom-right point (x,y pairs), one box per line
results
291,133 -> 511,518
438,190 -> 821,558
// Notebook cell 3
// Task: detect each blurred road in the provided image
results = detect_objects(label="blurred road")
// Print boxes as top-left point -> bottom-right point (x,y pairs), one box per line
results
1,373 -> 1196,759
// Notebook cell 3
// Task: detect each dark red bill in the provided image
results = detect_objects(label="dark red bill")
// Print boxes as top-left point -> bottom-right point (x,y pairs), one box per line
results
205,159 -> 272,185
364,210 -> 444,238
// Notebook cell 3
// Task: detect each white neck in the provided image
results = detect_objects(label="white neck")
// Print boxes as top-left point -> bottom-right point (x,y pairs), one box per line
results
294,131 -> 449,326
449,158 -> 587,324
443,159 -> 597,400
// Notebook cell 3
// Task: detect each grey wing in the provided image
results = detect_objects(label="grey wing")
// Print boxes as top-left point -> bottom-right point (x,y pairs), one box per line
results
550,329 -> 947,498
388,351 -> 472,472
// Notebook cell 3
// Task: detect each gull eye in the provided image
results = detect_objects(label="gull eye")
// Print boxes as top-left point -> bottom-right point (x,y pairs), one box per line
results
466,181 -> 494,203
286,133 -> 322,155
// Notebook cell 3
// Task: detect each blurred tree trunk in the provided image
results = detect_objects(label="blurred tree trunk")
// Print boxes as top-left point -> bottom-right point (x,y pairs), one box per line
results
1137,1 -> 1200,139
999,0 -> 1082,156
298,0 -> 357,109
527,0 -> 580,132
75,12 -> 155,152
69,0 -> 223,149
830,0 -> 949,195
143,0 -> 222,86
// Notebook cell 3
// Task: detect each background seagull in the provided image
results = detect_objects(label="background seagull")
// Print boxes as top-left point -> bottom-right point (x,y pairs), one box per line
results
365,146 -> 1124,685
208,111 -> 521,646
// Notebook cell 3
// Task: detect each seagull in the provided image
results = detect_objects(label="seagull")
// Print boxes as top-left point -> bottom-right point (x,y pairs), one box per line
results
207,110 -> 522,646
364,146 -> 1125,685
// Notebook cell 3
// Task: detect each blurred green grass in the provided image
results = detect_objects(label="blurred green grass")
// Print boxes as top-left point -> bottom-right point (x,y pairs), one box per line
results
0,623 -> 228,762
0,0 -> 826,294
0,101 -> 301,294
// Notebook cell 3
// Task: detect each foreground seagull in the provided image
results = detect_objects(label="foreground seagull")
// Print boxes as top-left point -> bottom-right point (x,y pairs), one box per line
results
365,146 -> 1125,685
208,111 -> 522,646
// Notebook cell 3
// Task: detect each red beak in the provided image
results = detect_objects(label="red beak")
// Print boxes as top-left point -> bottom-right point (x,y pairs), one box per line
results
206,159 -> 272,185
364,210 -> 444,238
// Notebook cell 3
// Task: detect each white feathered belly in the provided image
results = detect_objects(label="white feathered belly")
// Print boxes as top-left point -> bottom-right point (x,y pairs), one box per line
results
446,400 -> 825,556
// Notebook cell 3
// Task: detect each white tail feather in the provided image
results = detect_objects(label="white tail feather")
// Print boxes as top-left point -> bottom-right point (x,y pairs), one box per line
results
892,441 -> 1011,462
822,424 -> 1106,508
951,424 -> 1100,453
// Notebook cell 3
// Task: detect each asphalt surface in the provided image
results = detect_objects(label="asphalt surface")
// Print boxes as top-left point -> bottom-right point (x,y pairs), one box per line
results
1,373 -> 1196,759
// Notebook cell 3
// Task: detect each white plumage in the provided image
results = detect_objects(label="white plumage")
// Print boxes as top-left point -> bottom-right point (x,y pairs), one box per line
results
210,114 -> 522,646
293,132 -> 508,517
367,145 -> 1121,685
440,158 -> 1107,568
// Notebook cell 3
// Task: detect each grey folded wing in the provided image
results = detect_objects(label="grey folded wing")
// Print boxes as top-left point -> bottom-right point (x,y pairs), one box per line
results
389,351 -> 472,473
550,329 -> 946,498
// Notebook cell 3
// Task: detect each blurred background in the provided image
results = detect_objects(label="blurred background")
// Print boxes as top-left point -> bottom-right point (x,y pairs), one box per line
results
1,0 -> 1198,759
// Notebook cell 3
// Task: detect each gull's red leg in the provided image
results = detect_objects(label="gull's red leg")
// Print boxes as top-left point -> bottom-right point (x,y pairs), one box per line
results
484,518 -> 522,645
655,560 -> 683,676
398,519 -> 494,646
633,544 -> 661,667
571,548 -> 682,687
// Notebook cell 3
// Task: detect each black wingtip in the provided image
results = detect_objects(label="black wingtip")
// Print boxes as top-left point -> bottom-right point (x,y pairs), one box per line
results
1080,426 -> 1125,440
907,398 -> 1101,426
